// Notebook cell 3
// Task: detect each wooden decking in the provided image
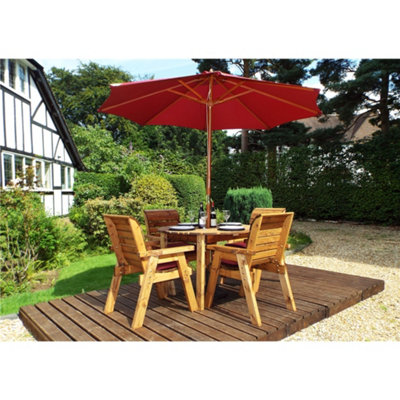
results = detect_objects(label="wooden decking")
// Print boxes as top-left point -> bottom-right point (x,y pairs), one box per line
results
19,264 -> 384,341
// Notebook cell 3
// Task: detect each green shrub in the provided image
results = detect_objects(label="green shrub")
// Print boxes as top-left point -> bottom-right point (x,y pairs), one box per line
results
212,152 -> 267,208
166,174 -> 206,213
129,174 -> 178,208
0,187 -> 86,297
74,196 -> 142,248
73,172 -> 126,206
223,187 -> 273,223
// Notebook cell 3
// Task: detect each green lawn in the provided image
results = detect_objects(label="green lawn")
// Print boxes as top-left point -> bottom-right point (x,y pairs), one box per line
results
0,253 -> 138,316
0,231 -> 311,316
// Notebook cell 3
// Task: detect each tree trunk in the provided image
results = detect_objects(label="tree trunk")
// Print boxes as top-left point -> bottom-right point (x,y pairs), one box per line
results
380,71 -> 390,134
267,144 -> 277,188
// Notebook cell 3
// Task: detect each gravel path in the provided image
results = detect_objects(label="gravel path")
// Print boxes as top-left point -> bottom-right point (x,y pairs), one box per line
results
1,220 -> 399,341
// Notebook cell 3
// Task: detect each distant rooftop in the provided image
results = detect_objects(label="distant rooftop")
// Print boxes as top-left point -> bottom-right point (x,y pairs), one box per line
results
299,111 -> 378,142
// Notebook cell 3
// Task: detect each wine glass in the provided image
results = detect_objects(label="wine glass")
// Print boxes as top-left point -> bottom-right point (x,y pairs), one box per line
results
223,209 -> 231,223
188,209 -> 195,224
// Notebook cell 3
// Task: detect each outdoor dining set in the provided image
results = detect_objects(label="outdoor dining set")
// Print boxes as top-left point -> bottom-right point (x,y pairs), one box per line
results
102,208 -> 296,330
97,69 -> 321,331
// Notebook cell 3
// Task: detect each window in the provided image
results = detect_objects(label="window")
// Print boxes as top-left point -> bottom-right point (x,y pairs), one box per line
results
8,60 -> 16,89
1,153 -> 52,190
44,162 -> 51,189
3,154 -> 13,186
18,64 -> 26,93
0,59 -> 5,82
61,165 -> 72,190
0,59 -> 29,96
35,161 -> 43,187
15,155 -> 23,179
61,165 -> 66,189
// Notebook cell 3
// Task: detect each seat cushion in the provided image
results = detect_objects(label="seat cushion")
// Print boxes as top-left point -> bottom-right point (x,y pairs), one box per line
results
221,259 -> 238,267
156,261 -> 178,271
226,241 -> 247,248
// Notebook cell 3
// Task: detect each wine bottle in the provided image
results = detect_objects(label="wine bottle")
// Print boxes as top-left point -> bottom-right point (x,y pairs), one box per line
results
198,202 -> 205,228
210,201 -> 217,227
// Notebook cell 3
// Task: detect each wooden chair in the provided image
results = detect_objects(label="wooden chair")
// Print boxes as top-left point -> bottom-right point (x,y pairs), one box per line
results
143,209 -> 196,261
205,212 -> 296,327
103,214 -> 198,330
226,208 -> 287,248
223,208 -> 287,288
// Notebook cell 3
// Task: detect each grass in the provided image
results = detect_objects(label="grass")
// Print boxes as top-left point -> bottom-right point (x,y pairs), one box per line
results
1,230 -> 312,316
0,253 -> 138,316
287,231 -> 312,251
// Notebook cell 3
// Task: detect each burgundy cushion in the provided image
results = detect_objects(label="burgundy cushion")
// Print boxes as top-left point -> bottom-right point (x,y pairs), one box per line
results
226,241 -> 247,248
221,259 -> 238,267
156,261 -> 178,271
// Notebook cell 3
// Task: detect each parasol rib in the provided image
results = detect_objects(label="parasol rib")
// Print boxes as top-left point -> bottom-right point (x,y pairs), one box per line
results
100,76 -> 207,112
145,76 -> 209,125
240,83 -> 319,114
217,80 -> 272,129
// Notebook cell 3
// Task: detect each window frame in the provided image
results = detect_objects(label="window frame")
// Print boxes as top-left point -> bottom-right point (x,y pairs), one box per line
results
1,151 -> 53,191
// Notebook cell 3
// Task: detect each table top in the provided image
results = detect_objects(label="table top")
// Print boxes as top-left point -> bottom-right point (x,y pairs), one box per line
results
158,224 -> 250,236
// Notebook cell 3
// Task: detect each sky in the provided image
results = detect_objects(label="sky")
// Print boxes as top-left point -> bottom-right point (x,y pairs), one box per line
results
37,58 -> 200,80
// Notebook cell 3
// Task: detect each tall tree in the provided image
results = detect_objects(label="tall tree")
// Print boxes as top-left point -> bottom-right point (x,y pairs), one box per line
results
47,62 -> 145,144
312,59 -> 400,134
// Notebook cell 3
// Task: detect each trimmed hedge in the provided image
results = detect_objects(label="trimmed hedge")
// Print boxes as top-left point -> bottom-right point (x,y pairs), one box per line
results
223,187 -> 273,223
73,172 -> 126,206
212,152 -> 267,208
272,127 -> 400,224
166,174 -> 206,212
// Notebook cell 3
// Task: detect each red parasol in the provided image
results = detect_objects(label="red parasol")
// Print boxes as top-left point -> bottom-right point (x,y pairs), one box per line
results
99,70 -> 321,225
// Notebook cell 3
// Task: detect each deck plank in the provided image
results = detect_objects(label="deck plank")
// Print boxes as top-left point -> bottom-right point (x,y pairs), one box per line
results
19,264 -> 385,342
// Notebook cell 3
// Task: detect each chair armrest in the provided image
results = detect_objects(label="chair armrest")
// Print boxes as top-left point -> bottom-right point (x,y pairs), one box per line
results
206,244 -> 257,255
145,234 -> 161,242
145,241 -> 161,250
148,245 -> 195,257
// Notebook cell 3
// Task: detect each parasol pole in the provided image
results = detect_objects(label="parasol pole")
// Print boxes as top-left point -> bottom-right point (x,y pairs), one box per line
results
206,73 -> 214,228
206,103 -> 212,228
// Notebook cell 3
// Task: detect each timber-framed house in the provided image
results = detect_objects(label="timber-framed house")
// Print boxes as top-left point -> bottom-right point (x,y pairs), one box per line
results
0,59 -> 84,216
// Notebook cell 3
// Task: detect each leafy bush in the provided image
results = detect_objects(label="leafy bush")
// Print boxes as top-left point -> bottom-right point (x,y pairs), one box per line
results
0,187 -> 86,297
272,126 -> 400,224
129,174 -> 178,208
166,174 -> 205,213
73,171 -> 126,206
70,196 -> 142,248
212,152 -> 267,208
223,187 -> 273,223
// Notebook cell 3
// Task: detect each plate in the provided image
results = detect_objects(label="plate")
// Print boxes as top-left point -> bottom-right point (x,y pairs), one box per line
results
169,225 -> 196,231
218,226 -> 245,231
219,222 -> 243,226
178,222 -> 198,227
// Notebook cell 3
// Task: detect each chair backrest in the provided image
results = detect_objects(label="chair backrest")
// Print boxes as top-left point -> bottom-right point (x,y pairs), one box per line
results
246,212 -> 293,266
249,208 -> 286,224
104,214 -> 147,273
143,209 -> 180,238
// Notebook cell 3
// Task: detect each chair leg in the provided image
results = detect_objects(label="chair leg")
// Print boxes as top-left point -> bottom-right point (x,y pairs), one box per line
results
253,269 -> 262,293
176,255 -> 198,312
155,282 -> 168,299
104,273 -> 122,314
279,265 -> 296,311
132,256 -> 158,330
238,270 -> 261,297
205,254 -> 221,308
236,254 -> 262,327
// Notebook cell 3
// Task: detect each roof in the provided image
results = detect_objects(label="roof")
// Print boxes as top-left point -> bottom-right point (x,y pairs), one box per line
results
299,111 -> 378,142
27,59 -> 85,171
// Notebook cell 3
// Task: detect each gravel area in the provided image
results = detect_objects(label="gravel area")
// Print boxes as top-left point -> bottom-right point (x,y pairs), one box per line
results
283,220 -> 400,341
1,220 -> 399,341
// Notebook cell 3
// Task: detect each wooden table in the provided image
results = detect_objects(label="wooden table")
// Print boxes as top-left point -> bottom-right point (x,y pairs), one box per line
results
158,225 -> 250,310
